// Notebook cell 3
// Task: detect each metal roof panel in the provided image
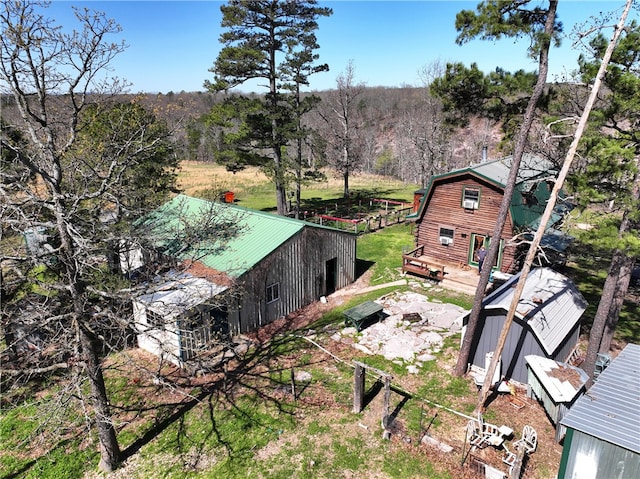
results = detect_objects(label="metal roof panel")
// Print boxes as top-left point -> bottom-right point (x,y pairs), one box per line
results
136,271 -> 228,317
561,343 -> 640,454
139,195 -> 323,277
483,268 -> 587,354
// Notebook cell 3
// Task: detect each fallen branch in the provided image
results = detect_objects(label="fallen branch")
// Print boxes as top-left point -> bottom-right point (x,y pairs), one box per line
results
1,362 -> 70,376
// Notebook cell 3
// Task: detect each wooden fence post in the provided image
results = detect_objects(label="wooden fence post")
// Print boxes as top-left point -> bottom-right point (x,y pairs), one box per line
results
383,375 -> 391,419
353,363 -> 365,413
290,367 -> 296,402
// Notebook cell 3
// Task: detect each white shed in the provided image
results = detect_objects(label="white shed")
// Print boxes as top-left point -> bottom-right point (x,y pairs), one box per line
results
525,355 -> 588,441
133,271 -> 228,365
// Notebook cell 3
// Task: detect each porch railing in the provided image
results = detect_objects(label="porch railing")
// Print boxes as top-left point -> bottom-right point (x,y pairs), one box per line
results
402,245 -> 446,281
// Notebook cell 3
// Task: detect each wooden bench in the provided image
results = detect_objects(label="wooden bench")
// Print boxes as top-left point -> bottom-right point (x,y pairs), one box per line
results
343,301 -> 384,331
401,245 -> 446,280
401,256 -> 445,280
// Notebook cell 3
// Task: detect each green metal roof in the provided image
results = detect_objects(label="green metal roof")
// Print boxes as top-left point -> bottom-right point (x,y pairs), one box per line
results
468,154 -> 550,187
139,195 -> 312,277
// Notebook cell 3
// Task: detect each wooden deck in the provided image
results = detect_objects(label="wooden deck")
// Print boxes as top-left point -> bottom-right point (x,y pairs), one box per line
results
402,245 -> 484,296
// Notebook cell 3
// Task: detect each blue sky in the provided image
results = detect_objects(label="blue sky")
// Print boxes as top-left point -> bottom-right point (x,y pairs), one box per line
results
46,1 -> 636,94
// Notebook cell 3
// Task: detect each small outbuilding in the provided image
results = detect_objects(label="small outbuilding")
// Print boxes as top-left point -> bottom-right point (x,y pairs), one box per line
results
558,343 -> 640,479
133,271 -> 229,362
130,195 -> 357,364
525,355 -> 589,441
461,267 -> 587,384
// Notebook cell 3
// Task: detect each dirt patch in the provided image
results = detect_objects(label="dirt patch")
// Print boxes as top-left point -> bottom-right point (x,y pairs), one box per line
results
240,280 -> 564,478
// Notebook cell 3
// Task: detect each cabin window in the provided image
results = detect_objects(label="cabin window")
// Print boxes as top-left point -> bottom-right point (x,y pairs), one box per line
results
462,187 -> 480,209
146,310 -> 164,329
439,227 -> 454,246
266,282 -> 280,304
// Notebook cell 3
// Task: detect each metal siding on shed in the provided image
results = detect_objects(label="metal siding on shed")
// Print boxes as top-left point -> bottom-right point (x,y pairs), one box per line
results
234,225 -> 356,333
484,268 -> 587,355
140,195 -> 356,335
465,308 -> 573,384
561,343 -> 640,455
501,319 -> 547,383
470,311 -> 505,370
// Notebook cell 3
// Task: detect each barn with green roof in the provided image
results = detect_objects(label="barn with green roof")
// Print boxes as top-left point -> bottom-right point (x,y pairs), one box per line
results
129,195 -> 356,364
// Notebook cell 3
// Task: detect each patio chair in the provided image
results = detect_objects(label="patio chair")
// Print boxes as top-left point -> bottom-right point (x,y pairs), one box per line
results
467,419 -> 487,449
514,425 -> 537,454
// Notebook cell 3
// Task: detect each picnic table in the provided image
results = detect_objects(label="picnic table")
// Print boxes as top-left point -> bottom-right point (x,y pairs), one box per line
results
343,301 -> 384,331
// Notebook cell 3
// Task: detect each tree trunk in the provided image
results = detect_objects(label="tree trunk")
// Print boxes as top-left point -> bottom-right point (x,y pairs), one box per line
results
272,110 -> 288,215
599,252 -> 633,353
454,0 -> 558,377
583,251 -> 622,382
79,323 -> 121,472
584,161 -> 639,383
275,179 -> 288,216
599,165 -> 640,354
343,168 -> 350,198
475,0 -> 632,409
56,190 -> 121,471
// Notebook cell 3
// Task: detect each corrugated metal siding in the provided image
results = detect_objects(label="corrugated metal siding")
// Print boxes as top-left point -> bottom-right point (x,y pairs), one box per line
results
559,429 -> 640,479
525,356 -> 587,428
467,310 -> 569,383
528,367 -> 562,423
561,343 -> 640,455
231,226 -> 356,334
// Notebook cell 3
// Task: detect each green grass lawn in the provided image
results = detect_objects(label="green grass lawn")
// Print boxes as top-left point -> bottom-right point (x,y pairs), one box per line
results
178,162 -> 420,212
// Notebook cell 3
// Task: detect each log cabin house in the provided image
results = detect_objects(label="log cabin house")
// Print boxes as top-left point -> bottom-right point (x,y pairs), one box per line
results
404,154 -> 567,277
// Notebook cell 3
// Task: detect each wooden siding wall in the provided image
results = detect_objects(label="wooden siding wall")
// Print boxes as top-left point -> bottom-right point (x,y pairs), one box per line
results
227,227 -> 356,334
416,176 -> 517,272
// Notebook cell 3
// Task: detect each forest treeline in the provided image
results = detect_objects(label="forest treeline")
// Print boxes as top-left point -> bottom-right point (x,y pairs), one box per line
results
1,84 -> 511,181
106,81 -> 563,184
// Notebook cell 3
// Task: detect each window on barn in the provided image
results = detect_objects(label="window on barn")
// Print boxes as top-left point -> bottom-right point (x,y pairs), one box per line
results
146,309 -> 164,329
462,187 -> 480,209
439,227 -> 454,246
266,282 -> 280,304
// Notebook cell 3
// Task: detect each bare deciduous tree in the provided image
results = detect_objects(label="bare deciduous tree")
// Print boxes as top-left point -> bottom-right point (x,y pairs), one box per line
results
396,61 -> 452,186
0,1 -> 175,471
316,60 -> 367,198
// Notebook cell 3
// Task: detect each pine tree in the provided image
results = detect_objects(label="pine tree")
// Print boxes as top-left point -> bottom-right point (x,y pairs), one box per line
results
446,0 -> 561,380
569,21 -> 640,382
207,0 -> 331,215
